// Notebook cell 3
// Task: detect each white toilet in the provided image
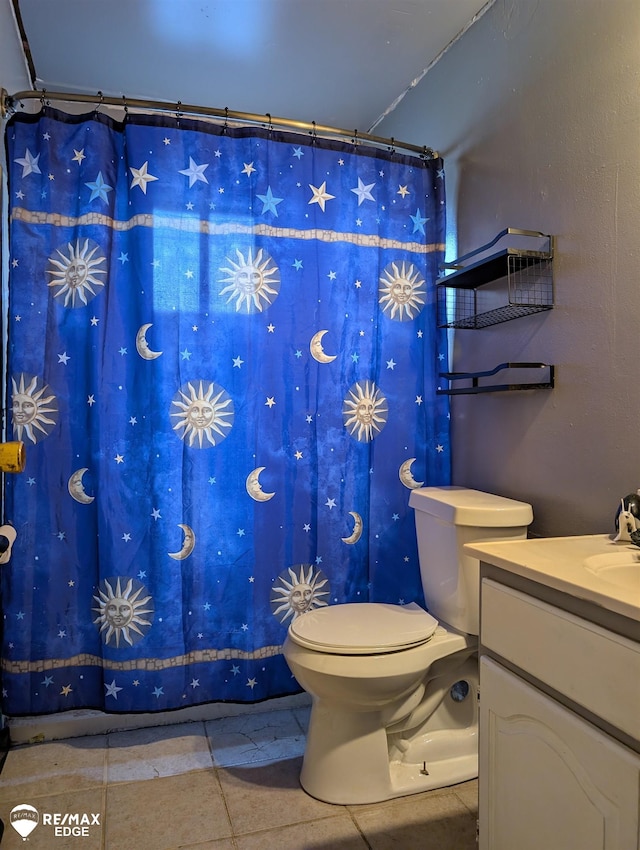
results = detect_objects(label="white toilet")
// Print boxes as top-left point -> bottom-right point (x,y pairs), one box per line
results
283,486 -> 533,804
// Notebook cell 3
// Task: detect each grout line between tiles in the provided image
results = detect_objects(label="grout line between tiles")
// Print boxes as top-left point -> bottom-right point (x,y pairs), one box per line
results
225,811 -> 364,842
211,764 -> 237,841
347,808 -> 375,850
99,783 -> 107,850
454,787 -> 479,816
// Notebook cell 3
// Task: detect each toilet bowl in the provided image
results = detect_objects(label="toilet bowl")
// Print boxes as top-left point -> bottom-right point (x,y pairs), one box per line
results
283,487 -> 533,805
284,605 -> 478,804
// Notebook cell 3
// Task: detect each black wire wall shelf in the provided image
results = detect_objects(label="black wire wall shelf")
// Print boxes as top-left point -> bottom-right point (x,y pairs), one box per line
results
437,362 -> 555,395
437,228 -> 554,329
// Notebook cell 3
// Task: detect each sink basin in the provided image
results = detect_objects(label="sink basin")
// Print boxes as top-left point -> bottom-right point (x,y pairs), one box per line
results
584,550 -> 640,591
465,533 -> 640,620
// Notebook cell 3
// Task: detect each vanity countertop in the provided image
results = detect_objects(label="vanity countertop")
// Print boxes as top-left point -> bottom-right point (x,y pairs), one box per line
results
465,533 -> 640,622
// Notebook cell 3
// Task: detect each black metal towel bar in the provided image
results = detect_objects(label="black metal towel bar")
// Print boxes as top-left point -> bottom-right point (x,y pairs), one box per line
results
437,362 -> 555,395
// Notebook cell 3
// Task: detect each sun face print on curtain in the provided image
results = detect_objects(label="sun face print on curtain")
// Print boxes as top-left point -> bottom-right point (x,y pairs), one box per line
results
2,106 -> 449,715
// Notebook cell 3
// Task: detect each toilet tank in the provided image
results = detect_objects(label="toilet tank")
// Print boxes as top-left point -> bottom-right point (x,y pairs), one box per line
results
409,486 -> 533,635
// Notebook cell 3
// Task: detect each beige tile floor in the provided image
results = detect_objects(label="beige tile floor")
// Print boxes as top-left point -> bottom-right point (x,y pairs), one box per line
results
0,706 -> 478,849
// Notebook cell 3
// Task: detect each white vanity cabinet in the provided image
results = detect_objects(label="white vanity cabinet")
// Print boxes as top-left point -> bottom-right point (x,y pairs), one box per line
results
476,571 -> 640,850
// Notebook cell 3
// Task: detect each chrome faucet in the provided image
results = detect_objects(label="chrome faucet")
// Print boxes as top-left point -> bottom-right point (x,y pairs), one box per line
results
614,491 -> 640,547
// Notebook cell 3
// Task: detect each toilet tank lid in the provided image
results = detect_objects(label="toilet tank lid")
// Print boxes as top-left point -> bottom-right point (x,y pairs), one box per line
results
289,602 -> 438,654
409,486 -> 533,527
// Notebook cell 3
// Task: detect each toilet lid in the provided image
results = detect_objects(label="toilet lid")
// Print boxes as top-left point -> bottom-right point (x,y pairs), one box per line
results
288,602 -> 438,655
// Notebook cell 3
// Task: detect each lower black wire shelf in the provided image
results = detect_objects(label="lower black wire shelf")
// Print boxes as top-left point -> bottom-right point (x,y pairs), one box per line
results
437,362 -> 555,395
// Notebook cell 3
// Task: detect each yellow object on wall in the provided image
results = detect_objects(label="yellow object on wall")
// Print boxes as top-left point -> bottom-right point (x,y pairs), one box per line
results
0,441 -> 26,473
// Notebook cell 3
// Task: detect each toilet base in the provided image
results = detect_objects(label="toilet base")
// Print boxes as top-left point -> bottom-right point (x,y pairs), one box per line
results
389,727 -> 478,800
300,702 -> 478,805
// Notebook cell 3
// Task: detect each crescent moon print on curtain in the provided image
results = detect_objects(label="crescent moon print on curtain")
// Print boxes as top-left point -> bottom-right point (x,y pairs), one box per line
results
2,106 -> 450,715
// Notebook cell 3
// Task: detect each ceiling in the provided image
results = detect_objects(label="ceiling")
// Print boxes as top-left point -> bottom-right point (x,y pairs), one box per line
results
13,0 -> 489,136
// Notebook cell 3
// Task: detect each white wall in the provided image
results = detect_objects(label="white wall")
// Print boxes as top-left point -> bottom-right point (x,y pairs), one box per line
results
1,0 -> 31,281
378,0 -> 640,537
1,0 -> 30,374
0,0 -> 31,106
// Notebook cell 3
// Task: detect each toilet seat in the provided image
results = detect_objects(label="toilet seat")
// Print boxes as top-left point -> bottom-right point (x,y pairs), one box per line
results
288,601 -> 438,655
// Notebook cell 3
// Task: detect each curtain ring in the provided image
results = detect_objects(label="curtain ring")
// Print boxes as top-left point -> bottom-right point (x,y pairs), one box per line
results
266,112 -> 273,135
389,137 -> 396,155
176,100 -> 182,123
420,145 -> 434,161
122,95 -> 129,117
310,120 -> 317,144
222,106 -> 229,134
93,91 -> 104,116
352,129 -> 359,148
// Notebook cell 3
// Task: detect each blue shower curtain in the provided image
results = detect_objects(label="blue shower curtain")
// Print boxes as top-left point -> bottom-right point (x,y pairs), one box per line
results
2,106 -> 449,715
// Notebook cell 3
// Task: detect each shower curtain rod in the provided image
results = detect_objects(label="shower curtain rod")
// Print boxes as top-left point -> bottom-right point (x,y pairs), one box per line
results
0,87 -> 438,160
